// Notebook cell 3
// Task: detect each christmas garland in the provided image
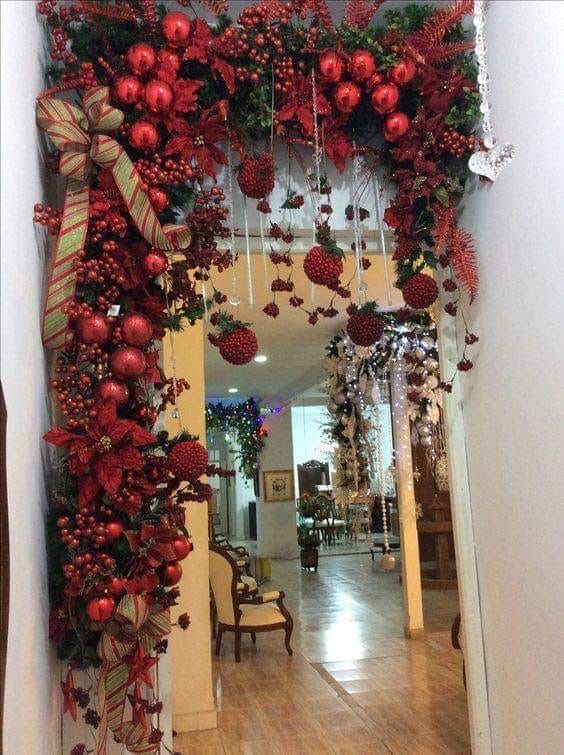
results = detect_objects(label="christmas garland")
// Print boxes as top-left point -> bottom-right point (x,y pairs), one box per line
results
205,398 -> 267,479
34,1 -> 485,752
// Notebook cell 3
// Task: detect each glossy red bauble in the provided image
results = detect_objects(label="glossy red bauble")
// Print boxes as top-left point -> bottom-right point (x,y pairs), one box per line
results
144,80 -> 174,113
383,111 -> 410,141
141,249 -> 169,277
148,187 -> 169,213
318,49 -> 344,83
161,560 -> 182,586
172,535 -> 193,561
110,346 -> 147,381
105,520 -> 124,542
370,83 -> 399,114
121,312 -> 154,347
389,58 -> 417,85
161,11 -> 192,47
333,81 -> 361,113
107,577 -> 126,596
129,120 -> 159,151
76,313 -> 112,345
86,595 -> 116,622
126,42 -> 156,76
96,377 -> 130,406
114,75 -> 143,107
349,50 -> 376,82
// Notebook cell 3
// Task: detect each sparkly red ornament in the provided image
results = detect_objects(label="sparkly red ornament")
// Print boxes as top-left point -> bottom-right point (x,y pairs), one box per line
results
172,535 -> 192,561
318,50 -> 344,83
160,560 -> 182,586
161,11 -> 192,47
107,577 -> 126,596
144,80 -> 174,113
383,111 -> 410,141
126,42 -> 156,76
401,273 -> 438,309
105,520 -> 124,542
86,596 -> 116,622
76,313 -> 112,345
348,50 -> 376,82
216,326 -> 258,365
303,245 -> 343,287
167,440 -> 208,481
389,58 -> 417,85
333,81 -> 361,113
237,152 -> 274,199
129,120 -> 159,150
370,83 -> 399,114
96,377 -> 130,406
141,249 -> 168,276
114,75 -> 143,107
121,312 -> 154,347
346,305 -> 384,346
110,346 -> 147,381
148,187 -> 169,213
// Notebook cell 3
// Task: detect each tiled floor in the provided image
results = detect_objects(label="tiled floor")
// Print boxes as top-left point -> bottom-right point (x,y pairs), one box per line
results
175,554 -> 470,754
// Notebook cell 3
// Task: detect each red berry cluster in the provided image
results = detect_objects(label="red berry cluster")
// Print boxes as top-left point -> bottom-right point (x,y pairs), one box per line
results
439,128 -> 477,158
401,273 -> 439,309
346,308 -> 385,347
303,245 -> 343,288
237,153 -> 275,199
167,440 -> 208,481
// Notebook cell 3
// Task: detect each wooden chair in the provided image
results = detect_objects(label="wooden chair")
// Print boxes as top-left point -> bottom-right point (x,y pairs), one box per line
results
209,544 -> 293,662
297,459 -> 330,497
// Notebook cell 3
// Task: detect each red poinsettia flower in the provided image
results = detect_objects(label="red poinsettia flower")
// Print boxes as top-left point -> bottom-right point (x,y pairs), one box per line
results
164,103 -> 228,178
277,74 -> 331,135
418,66 -> 473,114
125,522 -> 177,569
183,19 -> 235,94
44,400 -> 155,504
322,124 -> 353,173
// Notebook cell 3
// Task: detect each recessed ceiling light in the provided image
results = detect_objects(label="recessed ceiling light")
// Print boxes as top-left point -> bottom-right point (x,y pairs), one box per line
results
228,387 -> 239,393
254,354 -> 268,363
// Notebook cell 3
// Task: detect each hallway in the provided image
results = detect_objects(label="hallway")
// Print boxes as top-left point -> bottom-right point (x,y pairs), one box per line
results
176,555 -> 470,754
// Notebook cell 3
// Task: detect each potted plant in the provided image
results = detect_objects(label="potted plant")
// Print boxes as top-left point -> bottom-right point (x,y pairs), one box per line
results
298,524 -> 319,571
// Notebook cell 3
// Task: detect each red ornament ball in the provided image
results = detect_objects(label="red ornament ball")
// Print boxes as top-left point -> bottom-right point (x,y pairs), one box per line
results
129,120 -> 159,150
370,83 -> 399,114
76,313 -> 112,345
167,440 -> 208,481
333,81 -> 361,113
114,75 -> 143,107
217,327 -> 258,365
303,245 -> 343,287
107,577 -> 125,596
161,560 -> 183,586
86,595 -> 116,622
389,58 -> 417,85
144,80 -> 174,113
110,346 -> 147,381
172,535 -> 192,561
105,520 -> 124,542
401,273 -> 439,309
126,42 -> 156,76
141,249 -> 169,277
318,49 -> 344,83
383,111 -> 410,141
237,152 -> 274,199
346,309 -> 384,346
349,50 -> 376,82
121,312 -> 154,347
148,187 -> 169,213
161,11 -> 192,47
96,377 -> 130,406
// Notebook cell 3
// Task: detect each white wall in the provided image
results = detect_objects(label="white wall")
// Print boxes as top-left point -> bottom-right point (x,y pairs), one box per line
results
459,2 -> 564,752
0,2 -> 61,752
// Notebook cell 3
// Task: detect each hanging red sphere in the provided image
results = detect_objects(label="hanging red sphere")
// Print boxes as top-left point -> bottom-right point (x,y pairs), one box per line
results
86,595 -> 116,622
107,577 -> 126,596
105,520 -> 124,542
144,80 -> 174,113
333,81 -> 361,113
172,535 -> 193,561
318,49 -> 344,83
389,58 -> 417,85
114,75 -> 143,107
148,187 -> 169,213
383,111 -> 410,141
76,313 -> 112,345
141,249 -> 168,277
110,346 -> 147,381
126,42 -> 156,76
129,120 -> 159,151
348,50 -> 376,82
161,11 -> 192,47
121,312 -> 154,347
370,82 -> 399,114
96,377 -> 130,406
161,560 -> 183,586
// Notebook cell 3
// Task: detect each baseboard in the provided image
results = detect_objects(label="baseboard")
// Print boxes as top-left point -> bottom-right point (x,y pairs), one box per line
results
173,708 -> 217,732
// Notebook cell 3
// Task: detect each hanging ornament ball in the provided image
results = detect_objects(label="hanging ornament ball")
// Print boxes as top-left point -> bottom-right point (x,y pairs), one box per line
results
148,187 -> 169,213
167,440 -> 208,481
389,58 -> 417,85
121,312 -> 154,347
160,560 -> 183,586
349,50 -> 376,82
172,535 -> 193,561
383,111 -> 410,142
370,82 -> 399,114
401,272 -> 439,309
114,75 -> 143,107
86,595 -> 116,622
141,249 -> 169,277
126,42 -> 156,76
76,313 -> 112,345
333,81 -> 362,113
129,120 -> 159,151
144,80 -> 174,113
110,346 -> 147,381
380,552 -> 396,572
107,577 -> 125,596
318,49 -> 344,83
96,377 -> 130,406
105,520 -> 124,542
161,11 -> 192,47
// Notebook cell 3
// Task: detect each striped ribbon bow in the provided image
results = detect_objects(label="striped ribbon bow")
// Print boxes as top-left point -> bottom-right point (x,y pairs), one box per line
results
36,86 -> 191,349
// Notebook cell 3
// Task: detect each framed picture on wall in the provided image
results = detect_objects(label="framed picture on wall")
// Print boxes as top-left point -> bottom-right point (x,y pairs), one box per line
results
263,469 -> 295,502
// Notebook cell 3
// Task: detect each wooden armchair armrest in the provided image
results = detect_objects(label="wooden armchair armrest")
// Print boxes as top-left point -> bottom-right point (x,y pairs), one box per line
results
239,590 -> 285,605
